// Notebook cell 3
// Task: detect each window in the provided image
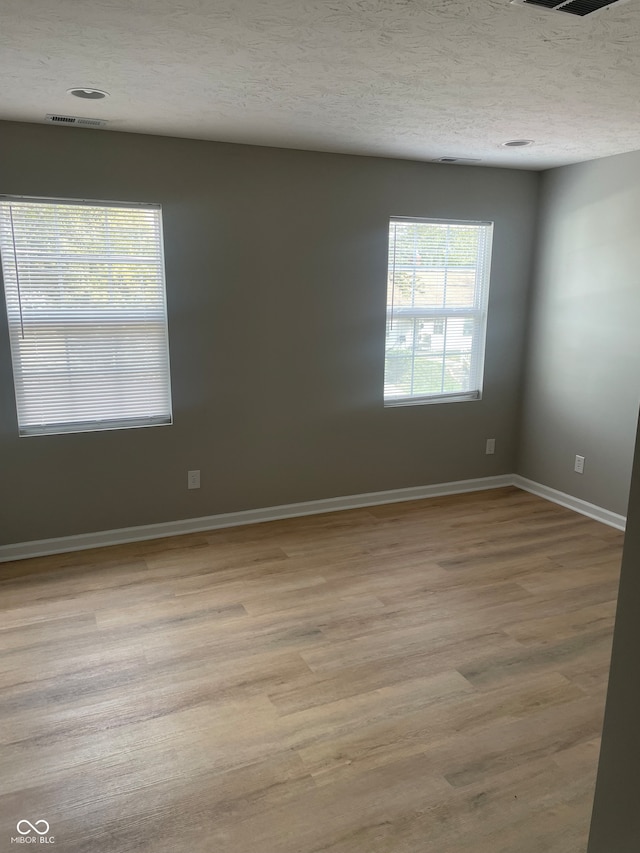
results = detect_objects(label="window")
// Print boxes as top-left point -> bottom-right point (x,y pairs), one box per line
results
0,196 -> 172,436
384,217 -> 493,406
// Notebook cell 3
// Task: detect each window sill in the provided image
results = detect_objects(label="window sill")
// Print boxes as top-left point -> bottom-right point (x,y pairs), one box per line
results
384,391 -> 481,408
19,415 -> 172,437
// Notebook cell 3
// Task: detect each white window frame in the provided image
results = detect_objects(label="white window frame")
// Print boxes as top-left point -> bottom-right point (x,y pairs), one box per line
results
384,216 -> 494,407
0,195 -> 173,436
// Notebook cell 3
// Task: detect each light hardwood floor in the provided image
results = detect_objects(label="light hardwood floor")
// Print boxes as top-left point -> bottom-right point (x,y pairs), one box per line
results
0,487 -> 624,853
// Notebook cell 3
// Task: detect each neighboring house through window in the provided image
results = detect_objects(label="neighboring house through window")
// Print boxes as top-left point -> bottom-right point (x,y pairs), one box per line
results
384,217 -> 493,406
0,196 -> 172,435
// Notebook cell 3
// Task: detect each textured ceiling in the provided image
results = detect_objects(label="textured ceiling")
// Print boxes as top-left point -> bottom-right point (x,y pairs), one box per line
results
1,0 -> 640,169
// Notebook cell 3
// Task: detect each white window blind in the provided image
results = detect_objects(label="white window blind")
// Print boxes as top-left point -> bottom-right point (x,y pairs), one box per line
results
0,196 -> 172,436
384,217 -> 493,406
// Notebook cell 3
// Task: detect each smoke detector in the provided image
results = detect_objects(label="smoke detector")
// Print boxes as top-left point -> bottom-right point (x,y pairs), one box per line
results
45,114 -> 108,128
510,0 -> 631,17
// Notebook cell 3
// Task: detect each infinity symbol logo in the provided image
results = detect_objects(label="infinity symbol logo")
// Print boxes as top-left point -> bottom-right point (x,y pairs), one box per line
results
16,820 -> 50,836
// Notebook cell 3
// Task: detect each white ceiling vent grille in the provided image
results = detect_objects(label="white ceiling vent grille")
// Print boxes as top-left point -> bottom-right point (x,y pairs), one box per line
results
511,0 -> 630,16
45,114 -> 108,128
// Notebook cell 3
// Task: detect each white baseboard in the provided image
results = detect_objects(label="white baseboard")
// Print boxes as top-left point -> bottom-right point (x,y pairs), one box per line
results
512,475 -> 626,531
0,473 -> 625,563
0,475 -> 512,563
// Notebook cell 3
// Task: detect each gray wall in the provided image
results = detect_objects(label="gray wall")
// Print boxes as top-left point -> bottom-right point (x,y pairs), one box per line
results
588,412 -> 640,853
518,150 -> 640,516
0,121 -> 538,546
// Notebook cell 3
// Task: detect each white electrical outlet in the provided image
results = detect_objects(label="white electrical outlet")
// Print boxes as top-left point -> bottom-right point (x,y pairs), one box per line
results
574,455 -> 585,475
187,469 -> 201,489
486,438 -> 496,455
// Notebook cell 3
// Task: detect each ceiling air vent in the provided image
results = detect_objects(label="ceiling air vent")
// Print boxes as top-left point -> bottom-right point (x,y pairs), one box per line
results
511,0 -> 630,16
435,157 -> 482,164
45,114 -> 108,128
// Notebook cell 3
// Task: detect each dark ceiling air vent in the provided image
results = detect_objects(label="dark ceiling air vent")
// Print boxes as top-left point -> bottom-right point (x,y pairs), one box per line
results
45,114 -> 108,128
435,157 -> 482,164
519,0 -> 565,6
511,0 -> 631,16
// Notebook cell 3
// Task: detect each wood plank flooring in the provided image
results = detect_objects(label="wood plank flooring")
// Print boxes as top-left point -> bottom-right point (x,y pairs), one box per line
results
0,487 -> 624,853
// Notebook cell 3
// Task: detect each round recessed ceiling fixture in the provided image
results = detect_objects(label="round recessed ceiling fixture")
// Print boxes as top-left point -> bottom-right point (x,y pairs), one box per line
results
502,139 -> 535,148
67,87 -> 109,100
